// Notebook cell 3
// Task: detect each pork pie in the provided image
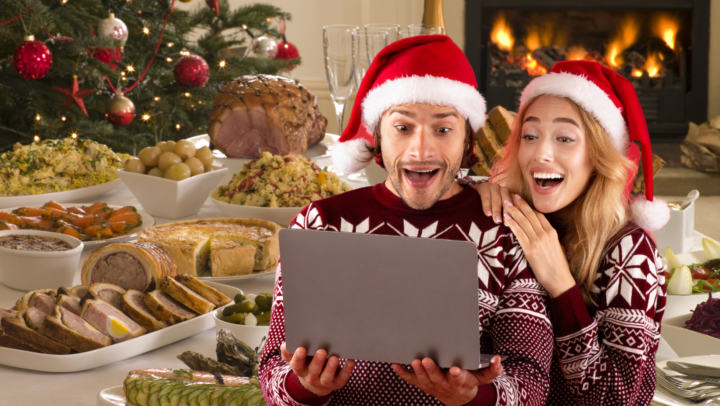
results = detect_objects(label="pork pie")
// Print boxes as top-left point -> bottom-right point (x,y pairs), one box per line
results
81,243 -> 177,292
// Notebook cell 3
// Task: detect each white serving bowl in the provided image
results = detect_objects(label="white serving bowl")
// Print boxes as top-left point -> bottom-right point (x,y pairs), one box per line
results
117,168 -> 228,219
0,230 -> 83,291
213,308 -> 270,350
661,312 -> 720,357
210,190 -> 301,227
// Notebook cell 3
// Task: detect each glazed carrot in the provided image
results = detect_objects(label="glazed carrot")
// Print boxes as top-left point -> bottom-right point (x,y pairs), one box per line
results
82,224 -> 113,239
55,226 -> 81,239
66,214 -> 104,228
67,206 -> 87,215
13,207 -> 44,216
41,207 -> 68,220
43,201 -> 66,211
0,221 -> 19,230
107,221 -> 134,235
107,206 -> 137,218
16,216 -> 43,229
0,212 -> 19,225
107,212 -> 141,228
92,207 -> 114,219
84,202 -> 108,214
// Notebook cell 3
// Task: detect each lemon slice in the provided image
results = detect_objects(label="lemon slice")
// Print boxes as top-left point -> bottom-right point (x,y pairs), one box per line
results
107,317 -> 130,338
703,238 -> 720,260
665,247 -> 681,273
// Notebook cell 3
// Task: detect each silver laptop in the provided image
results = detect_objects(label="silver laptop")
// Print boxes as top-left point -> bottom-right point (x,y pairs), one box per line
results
280,228 -> 501,369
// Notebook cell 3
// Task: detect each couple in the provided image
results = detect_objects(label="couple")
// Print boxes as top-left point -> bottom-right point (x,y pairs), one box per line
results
258,35 -> 668,405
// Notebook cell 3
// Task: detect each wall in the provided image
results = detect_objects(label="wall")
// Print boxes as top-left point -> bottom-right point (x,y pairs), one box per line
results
178,0 -> 719,129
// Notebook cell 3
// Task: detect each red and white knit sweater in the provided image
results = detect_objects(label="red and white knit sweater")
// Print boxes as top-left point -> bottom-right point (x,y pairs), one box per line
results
546,223 -> 666,405
259,183 -> 554,406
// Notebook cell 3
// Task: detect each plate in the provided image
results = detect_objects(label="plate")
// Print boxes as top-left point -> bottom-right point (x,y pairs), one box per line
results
0,179 -> 123,209
0,203 -> 155,247
210,194 -> 299,227
197,264 -> 277,283
661,313 -> 720,358
0,282 -> 240,373
97,386 -> 126,406
653,355 -> 720,405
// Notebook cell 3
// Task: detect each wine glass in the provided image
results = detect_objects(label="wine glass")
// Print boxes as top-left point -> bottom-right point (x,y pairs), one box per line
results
323,25 -> 359,135
352,31 -> 388,89
408,24 -> 438,36
365,24 -> 400,43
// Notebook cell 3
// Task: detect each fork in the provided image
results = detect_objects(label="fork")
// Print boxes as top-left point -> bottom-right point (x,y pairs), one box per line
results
657,378 -> 720,402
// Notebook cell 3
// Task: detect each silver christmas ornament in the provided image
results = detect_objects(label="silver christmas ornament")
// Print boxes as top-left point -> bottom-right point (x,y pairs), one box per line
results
98,13 -> 129,46
252,36 -> 278,59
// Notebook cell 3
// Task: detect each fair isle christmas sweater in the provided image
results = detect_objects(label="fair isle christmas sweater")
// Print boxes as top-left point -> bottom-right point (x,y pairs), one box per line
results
546,223 -> 666,405
259,183 -> 554,406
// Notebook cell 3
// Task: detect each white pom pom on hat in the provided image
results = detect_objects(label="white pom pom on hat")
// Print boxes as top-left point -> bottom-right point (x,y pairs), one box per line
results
521,60 -> 670,231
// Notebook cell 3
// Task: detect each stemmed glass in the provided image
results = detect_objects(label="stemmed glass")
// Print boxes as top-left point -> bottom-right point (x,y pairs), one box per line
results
408,24 -> 439,36
365,24 -> 400,43
322,25 -> 359,135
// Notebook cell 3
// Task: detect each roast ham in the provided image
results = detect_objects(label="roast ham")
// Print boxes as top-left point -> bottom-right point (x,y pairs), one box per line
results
208,74 -> 327,158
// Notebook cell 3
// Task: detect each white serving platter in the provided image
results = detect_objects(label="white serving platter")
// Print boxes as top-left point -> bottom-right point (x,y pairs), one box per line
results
0,282 -> 240,373
0,179 -> 123,209
97,386 -> 125,406
653,355 -> 720,405
197,264 -> 277,283
0,203 -> 154,247
210,194 -> 300,227
661,312 -> 720,358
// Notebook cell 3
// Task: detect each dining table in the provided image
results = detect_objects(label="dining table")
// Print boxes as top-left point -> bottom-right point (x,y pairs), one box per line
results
0,162 -> 713,405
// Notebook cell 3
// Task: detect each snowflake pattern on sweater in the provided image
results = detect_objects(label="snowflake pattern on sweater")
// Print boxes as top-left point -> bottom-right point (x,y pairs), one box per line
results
258,184 -> 554,406
546,224 -> 666,405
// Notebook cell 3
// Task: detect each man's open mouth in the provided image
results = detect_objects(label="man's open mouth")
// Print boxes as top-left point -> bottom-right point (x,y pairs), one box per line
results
533,172 -> 564,189
404,168 -> 440,183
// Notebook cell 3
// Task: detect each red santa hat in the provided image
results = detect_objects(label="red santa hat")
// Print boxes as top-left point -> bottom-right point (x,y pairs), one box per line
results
520,60 -> 670,231
331,35 -> 486,174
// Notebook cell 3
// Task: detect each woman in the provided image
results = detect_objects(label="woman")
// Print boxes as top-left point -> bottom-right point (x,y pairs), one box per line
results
474,60 -> 669,405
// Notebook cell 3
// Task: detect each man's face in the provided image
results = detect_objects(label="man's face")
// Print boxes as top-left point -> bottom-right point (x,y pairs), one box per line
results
381,104 -> 466,210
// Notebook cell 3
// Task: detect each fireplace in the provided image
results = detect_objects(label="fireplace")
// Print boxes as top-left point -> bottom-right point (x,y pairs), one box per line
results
464,0 -> 710,140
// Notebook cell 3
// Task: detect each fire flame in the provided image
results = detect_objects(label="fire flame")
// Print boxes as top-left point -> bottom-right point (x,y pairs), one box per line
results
491,12 -> 514,51
605,15 -> 640,68
566,46 -> 588,61
655,14 -> 679,50
645,52 -> 662,77
523,54 -> 547,76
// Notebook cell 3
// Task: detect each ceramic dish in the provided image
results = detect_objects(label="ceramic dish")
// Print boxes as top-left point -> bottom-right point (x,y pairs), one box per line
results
97,386 -> 125,406
197,264 -> 277,283
117,168 -> 228,219
213,307 -> 269,350
0,203 -> 154,247
653,355 -> 720,405
210,193 -> 299,227
0,179 -> 123,209
661,312 -> 720,358
0,230 -> 83,291
0,282 -> 240,373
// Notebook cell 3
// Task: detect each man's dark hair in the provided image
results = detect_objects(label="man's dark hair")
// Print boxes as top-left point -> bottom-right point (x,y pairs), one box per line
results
365,116 -> 478,168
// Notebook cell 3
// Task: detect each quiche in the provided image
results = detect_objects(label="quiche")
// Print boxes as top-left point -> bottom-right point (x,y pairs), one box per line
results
137,218 -> 280,277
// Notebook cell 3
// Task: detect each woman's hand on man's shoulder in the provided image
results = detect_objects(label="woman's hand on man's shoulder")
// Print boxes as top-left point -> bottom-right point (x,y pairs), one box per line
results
473,182 -> 512,225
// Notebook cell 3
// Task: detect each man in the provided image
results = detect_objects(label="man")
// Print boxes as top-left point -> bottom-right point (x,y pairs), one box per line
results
259,35 -> 553,406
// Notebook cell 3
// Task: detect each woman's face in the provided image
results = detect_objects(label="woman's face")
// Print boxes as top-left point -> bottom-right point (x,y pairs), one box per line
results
517,95 -> 595,214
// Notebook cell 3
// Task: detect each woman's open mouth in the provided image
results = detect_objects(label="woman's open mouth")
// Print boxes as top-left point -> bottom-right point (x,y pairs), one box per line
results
403,168 -> 440,188
532,172 -> 564,194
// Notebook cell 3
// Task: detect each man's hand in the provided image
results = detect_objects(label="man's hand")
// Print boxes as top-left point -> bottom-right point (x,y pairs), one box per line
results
281,342 -> 355,397
391,356 -> 503,406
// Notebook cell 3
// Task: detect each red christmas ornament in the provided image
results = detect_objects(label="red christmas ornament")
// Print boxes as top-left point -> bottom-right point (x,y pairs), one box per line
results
205,0 -> 219,16
53,75 -> 96,116
89,48 -> 122,71
105,93 -> 135,127
13,35 -> 53,79
173,55 -> 210,87
275,40 -> 300,71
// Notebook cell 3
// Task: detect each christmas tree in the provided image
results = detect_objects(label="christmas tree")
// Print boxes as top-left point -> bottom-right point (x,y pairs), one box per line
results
0,0 -> 299,154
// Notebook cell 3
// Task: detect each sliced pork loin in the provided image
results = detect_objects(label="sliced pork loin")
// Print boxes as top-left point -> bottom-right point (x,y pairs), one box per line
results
144,291 -> 197,325
80,299 -> 146,343
0,316 -> 71,354
24,306 -> 48,330
71,285 -> 89,299
57,294 -> 82,316
39,306 -> 111,352
176,274 -> 232,307
160,277 -> 215,315
88,283 -> 127,310
122,290 -> 167,332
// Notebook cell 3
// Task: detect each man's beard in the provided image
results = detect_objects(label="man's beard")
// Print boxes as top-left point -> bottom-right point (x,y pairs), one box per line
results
384,155 -> 461,210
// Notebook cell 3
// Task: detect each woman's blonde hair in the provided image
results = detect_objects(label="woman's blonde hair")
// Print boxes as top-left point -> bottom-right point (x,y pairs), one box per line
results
491,95 -> 636,303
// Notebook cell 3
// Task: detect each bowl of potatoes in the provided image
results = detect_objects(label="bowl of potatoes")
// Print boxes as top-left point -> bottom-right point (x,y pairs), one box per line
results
118,139 -> 228,219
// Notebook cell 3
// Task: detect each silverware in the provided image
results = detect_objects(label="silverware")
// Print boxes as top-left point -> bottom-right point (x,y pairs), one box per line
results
667,362 -> 720,378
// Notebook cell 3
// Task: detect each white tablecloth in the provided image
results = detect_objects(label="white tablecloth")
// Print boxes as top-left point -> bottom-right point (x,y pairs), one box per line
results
0,181 -> 713,405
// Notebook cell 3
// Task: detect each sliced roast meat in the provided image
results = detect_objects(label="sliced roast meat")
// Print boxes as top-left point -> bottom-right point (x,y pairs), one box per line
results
144,291 -> 197,325
0,316 -> 70,354
57,286 -> 77,298
71,285 -> 89,299
122,290 -> 167,332
29,292 -> 56,315
58,307 -> 110,344
0,309 -> 17,322
89,253 -> 148,291
39,306 -> 111,353
88,283 -> 127,310
57,294 -> 82,315
160,276 -> 215,315
176,274 -> 232,307
24,307 -> 47,330
80,299 -> 146,343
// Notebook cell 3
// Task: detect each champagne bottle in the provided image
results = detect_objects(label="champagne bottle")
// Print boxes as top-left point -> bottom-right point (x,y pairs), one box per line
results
421,0 -> 446,35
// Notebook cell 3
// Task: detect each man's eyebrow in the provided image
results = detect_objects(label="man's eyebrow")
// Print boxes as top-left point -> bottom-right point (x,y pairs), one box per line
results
388,108 -> 414,117
553,117 -> 580,128
433,111 -> 459,119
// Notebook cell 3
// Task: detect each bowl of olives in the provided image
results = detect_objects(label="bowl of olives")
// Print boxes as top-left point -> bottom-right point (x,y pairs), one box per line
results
118,139 -> 228,219
213,291 -> 271,349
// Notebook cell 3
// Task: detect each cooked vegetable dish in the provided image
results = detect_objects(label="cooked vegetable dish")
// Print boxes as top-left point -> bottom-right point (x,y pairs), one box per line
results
0,235 -> 72,252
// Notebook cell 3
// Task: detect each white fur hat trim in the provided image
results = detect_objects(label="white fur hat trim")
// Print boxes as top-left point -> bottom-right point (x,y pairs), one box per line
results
331,138 -> 374,174
361,75 -> 487,133
630,195 -> 671,232
520,72 -> 630,155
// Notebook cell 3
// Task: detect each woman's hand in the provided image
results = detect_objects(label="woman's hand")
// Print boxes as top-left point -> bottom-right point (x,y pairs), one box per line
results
281,342 -> 355,397
473,182 -> 512,225
502,194 -> 576,298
